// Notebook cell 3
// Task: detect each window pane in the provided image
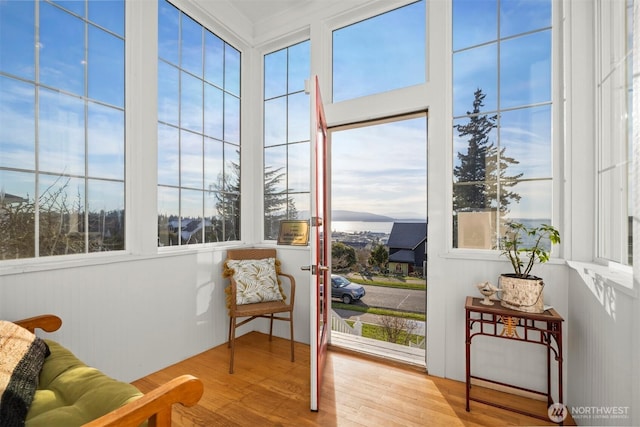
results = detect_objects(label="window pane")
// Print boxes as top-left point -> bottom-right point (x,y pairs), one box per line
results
2,0 -> 125,259
181,72 -> 203,133
0,170 -> 35,259
453,44 -> 497,117
225,45 -> 241,96
39,88 -> 85,176
180,130 -> 203,189
500,0 -> 551,39
265,145 -> 287,194
158,1 -> 240,246
500,106 -> 551,179
204,193 -> 222,243
289,193 -> 310,220
158,61 -> 179,125
51,1 -> 84,17
453,0 -> 496,51
158,124 -> 179,187
224,143 -> 240,193
502,180 -> 552,223
0,77 -> 35,169
204,136 -> 223,191
263,40 -> 311,240
158,186 -> 179,247
87,179 -> 124,252
204,83 -> 223,139
500,31 -> 551,109
88,102 -> 124,180
158,0 -> 179,64
452,0 -> 553,251
88,25 -> 124,107
181,14 -> 203,76
288,92 -> 310,143
224,93 -> 240,144
265,48 -> 287,99
288,141 -> 310,192
264,97 -> 287,147
181,189 -> 203,245
333,0 -> 425,102
88,0 -> 124,36
452,115 -> 498,178
204,32 -> 224,87
0,0 -> 35,80
39,175 -> 85,257
39,3 -> 84,96
288,41 -> 310,93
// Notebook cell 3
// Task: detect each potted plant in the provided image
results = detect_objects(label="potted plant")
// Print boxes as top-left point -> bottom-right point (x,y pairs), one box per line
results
498,222 -> 561,313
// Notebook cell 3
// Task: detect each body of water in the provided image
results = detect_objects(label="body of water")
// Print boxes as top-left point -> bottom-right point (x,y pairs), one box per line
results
331,221 -> 394,234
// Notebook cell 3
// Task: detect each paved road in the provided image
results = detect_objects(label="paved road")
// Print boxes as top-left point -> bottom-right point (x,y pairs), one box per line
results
353,284 -> 426,313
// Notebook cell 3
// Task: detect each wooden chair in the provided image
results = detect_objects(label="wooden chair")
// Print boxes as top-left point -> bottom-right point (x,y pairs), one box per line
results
224,248 -> 295,374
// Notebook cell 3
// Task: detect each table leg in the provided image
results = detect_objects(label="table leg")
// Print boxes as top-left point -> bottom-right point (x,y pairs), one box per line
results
465,309 -> 471,412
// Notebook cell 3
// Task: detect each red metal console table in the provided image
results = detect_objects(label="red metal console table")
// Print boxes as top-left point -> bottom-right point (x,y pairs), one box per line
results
465,296 -> 564,423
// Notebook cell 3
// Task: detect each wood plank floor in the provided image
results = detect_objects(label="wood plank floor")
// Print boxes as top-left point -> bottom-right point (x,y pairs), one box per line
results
132,332 -> 575,426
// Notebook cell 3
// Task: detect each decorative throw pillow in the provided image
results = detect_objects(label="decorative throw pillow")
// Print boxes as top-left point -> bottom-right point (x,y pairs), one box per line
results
226,258 -> 284,305
0,320 -> 50,427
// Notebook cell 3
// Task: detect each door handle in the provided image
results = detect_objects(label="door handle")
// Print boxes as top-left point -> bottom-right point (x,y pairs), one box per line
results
301,265 -> 328,274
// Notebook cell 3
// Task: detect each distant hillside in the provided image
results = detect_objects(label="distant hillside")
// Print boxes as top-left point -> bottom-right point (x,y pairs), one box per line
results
332,210 -> 395,222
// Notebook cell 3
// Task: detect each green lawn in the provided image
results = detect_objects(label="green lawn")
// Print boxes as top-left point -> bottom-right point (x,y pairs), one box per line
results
331,302 -> 425,320
345,320 -> 424,346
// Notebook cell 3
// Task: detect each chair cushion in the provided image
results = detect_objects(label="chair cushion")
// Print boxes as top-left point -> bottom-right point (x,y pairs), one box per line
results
226,257 -> 284,305
25,340 -> 143,427
0,320 -> 50,427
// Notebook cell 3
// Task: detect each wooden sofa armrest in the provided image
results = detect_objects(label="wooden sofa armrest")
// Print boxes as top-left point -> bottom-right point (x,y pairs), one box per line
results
14,314 -> 62,333
83,374 -> 204,427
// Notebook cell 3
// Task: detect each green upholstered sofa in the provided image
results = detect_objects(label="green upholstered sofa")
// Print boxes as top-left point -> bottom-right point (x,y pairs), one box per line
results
10,315 -> 203,427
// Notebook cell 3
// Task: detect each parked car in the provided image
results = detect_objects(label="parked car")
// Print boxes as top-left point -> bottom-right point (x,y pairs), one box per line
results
331,274 -> 365,304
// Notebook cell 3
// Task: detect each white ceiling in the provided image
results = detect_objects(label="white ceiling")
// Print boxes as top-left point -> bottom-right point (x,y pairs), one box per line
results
223,0 -> 313,24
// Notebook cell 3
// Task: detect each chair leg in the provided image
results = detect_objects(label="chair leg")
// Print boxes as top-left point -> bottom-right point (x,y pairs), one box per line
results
227,316 -> 232,348
290,314 -> 295,362
269,314 -> 274,341
229,316 -> 237,374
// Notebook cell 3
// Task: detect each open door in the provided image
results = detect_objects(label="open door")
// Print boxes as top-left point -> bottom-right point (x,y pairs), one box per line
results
309,75 -> 329,411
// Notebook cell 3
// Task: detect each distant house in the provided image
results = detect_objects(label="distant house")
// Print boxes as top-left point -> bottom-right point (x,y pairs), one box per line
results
387,222 -> 427,277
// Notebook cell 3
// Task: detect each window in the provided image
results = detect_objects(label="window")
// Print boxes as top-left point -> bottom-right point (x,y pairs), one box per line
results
157,1 -> 241,246
332,0 -> 425,103
452,0 -> 553,249
263,40 -> 310,240
596,0 -> 633,265
0,0 -> 125,259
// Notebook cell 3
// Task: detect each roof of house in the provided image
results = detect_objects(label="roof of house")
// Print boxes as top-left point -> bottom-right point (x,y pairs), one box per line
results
386,222 -> 427,250
388,249 -> 416,263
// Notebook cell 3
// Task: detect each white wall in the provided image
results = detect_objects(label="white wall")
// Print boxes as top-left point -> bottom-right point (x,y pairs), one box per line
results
1,3 -> 638,422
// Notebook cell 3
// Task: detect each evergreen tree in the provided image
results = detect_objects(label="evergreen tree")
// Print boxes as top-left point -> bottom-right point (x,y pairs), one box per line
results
453,88 -> 522,213
263,165 -> 297,240
368,244 -> 389,272
331,241 -> 357,270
